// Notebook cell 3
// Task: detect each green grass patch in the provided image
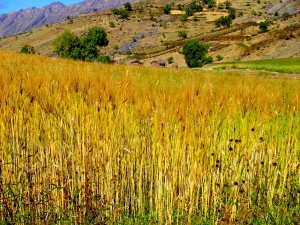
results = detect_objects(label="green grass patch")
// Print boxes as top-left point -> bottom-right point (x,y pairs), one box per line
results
215,57 -> 300,74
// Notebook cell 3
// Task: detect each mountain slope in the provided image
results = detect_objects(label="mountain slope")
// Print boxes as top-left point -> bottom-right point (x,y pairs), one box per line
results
0,0 -> 139,38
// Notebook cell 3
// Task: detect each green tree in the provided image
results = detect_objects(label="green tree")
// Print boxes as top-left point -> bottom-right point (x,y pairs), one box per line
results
163,4 -> 172,14
259,21 -> 269,32
215,16 -> 232,27
82,27 -> 109,47
119,9 -> 129,19
20,45 -> 35,54
185,7 -> 194,16
52,27 -> 109,61
225,1 -> 232,9
81,27 -> 109,61
208,0 -> 217,8
190,1 -> 203,12
52,30 -> 81,59
111,8 -> 129,19
228,7 -> 236,19
182,40 -> 212,67
124,2 -> 132,11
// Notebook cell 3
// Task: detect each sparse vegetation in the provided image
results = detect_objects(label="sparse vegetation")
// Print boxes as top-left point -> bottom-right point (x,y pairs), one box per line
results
178,30 -> 188,38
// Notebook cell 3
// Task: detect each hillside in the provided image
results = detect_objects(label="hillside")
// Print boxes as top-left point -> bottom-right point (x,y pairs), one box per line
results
0,0 -> 139,38
0,0 -> 299,68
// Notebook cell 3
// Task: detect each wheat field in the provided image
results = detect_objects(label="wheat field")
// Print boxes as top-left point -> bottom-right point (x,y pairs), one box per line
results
0,51 -> 299,224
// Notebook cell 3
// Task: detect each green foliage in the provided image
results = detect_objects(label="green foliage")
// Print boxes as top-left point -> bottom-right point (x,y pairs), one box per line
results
185,7 -> 194,16
52,30 -> 81,59
274,11 -> 279,16
178,30 -> 188,38
225,1 -> 232,9
190,1 -> 203,12
207,0 -> 217,8
163,4 -> 172,14
167,56 -> 174,64
66,16 -> 74,24
181,14 -> 189,22
52,27 -> 108,61
216,55 -> 223,61
228,7 -> 236,19
81,27 -> 109,47
109,21 -> 115,27
182,40 -> 212,67
218,3 -> 225,9
20,45 -> 35,54
124,2 -> 132,11
112,8 -> 129,19
96,55 -> 111,63
215,16 -> 232,27
259,21 -> 270,32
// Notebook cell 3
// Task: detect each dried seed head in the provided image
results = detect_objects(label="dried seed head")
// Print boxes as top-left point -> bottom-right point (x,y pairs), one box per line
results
272,162 -> 277,166
261,161 -> 264,165
234,181 -> 238,185
211,153 -> 215,156
251,128 -> 255,132
229,147 -> 233,151
259,137 -> 264,142
292,212 -> 297,217
229,138 -> 233,142
216,159 -> 220,163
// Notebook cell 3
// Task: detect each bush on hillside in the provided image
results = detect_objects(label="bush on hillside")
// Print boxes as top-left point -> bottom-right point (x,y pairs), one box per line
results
178,30 -> 188,39
163,4 -> 172,14
20,45 -> 35,54
124,2 -> 132,11
259,21 -> 270,33
182,40 -> 212,67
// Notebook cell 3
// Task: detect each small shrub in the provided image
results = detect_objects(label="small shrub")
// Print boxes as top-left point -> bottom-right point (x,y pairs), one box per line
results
178,30 -> 188,39
109,22 -> 115,28
163,4 -> 172,14
167,57 -> 174,64
20,45 -> 35,54
259,21 -> 270,32
216,55 -> 223,61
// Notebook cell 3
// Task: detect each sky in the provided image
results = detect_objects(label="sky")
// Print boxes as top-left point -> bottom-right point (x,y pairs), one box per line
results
0,0 -> 83,14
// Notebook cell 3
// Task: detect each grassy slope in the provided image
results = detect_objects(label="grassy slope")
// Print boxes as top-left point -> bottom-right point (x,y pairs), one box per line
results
0,50 -> 300,224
